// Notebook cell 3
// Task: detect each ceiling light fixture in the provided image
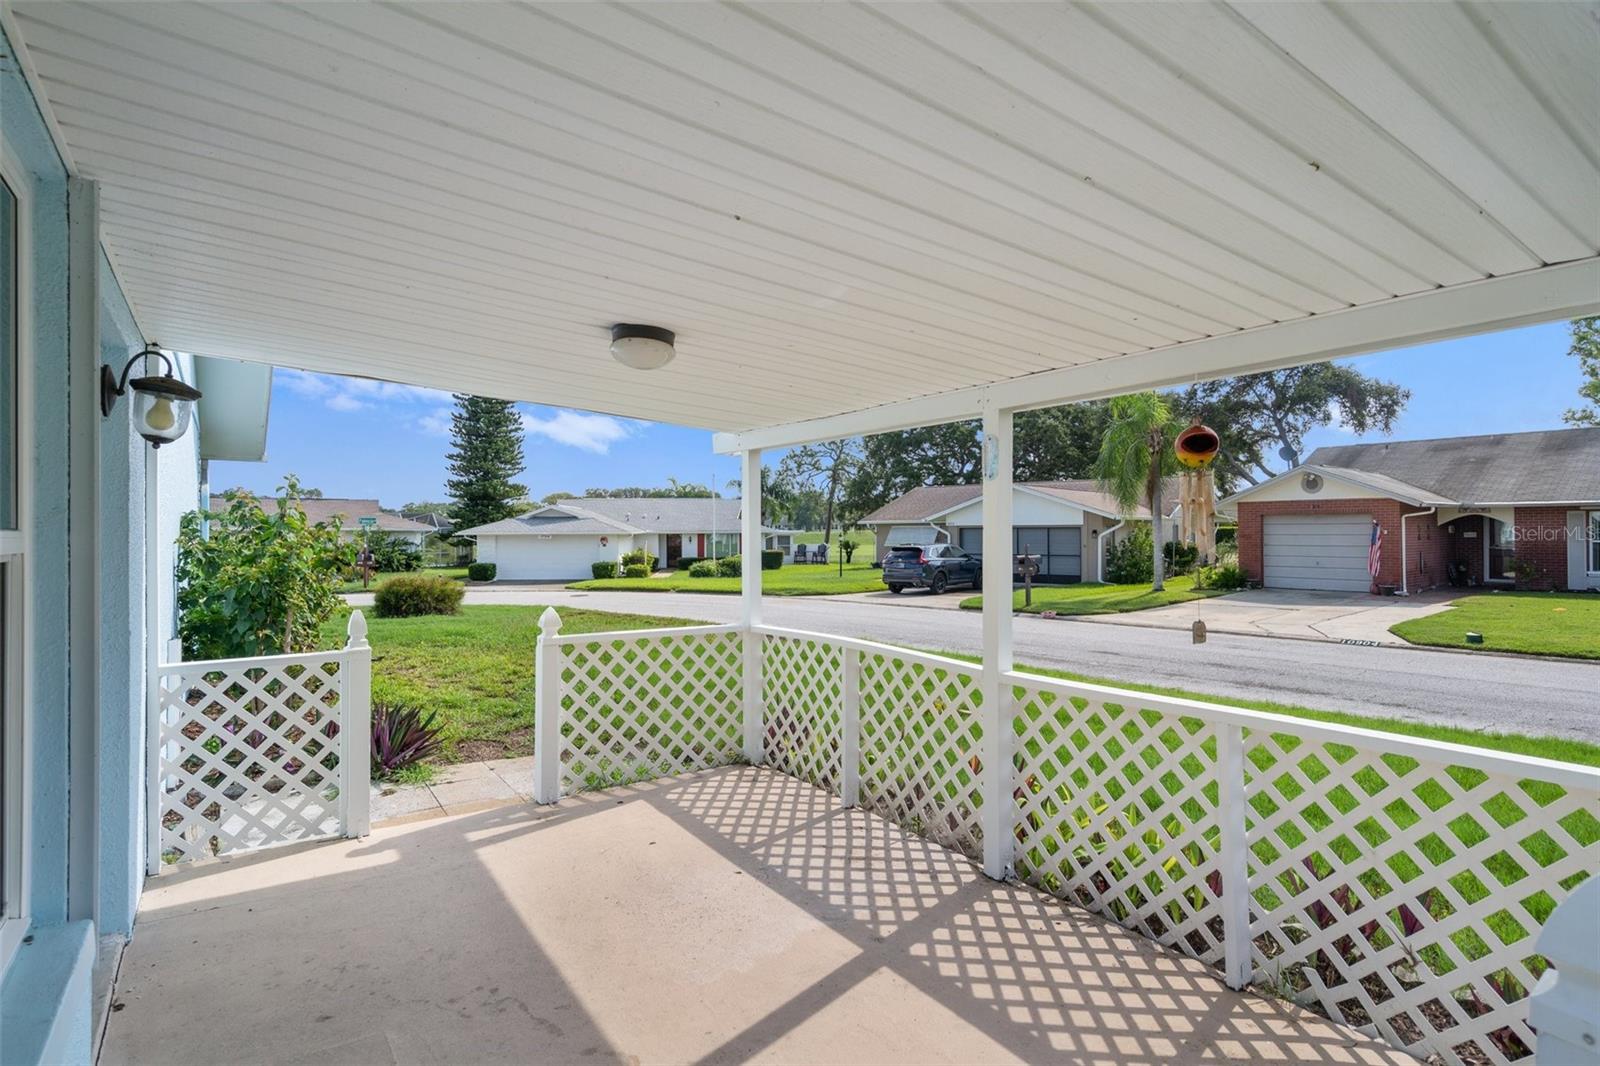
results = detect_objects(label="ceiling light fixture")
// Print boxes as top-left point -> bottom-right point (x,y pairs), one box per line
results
609,323 -> 675,370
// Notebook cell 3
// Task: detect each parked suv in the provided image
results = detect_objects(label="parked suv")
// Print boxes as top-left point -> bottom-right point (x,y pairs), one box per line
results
882,543 -> 981,595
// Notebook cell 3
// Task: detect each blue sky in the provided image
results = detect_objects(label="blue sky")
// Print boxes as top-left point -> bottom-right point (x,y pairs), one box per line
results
209,320 -> 1584,508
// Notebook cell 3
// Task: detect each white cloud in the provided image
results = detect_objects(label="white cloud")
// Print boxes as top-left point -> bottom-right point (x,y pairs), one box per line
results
418,409 -> 452,437
279,369 -> 453,425
520,410 -> 633,454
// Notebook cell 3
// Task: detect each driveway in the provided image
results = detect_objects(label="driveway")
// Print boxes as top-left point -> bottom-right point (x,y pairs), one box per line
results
1086,587 -> 1459,644
347,585 -> 1600,742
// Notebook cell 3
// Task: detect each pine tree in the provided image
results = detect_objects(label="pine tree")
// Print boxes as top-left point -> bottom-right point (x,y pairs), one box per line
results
445,394 -> 528,532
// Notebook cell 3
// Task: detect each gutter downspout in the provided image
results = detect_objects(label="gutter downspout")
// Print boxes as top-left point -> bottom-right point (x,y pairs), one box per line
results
1098,518 -> 1126,584
1398,508 -> 1436,596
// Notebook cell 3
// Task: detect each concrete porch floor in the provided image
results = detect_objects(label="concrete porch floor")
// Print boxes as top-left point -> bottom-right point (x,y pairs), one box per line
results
104,768 -> 1409,1066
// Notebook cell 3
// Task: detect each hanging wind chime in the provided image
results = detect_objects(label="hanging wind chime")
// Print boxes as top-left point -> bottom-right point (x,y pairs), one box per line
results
1174,419 -> 1220,564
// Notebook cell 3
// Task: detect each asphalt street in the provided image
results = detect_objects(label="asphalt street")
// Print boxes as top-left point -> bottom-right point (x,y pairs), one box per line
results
347,585 -> 1600,743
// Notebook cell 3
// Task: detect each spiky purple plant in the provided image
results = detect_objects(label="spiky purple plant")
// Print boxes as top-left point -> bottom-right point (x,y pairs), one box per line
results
370,702 -> 445,778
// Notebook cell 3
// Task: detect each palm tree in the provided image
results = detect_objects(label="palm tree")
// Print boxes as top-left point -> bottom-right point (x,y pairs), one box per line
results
1094,392 -> 1176,591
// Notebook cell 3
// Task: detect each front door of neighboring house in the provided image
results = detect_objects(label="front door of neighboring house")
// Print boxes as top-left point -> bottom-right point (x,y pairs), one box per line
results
665,533 -> 682,566
1485,517 -> 1515,583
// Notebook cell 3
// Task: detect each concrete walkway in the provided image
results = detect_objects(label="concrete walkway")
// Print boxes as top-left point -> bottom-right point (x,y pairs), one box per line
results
1086,587 -> 1459,644
370,757 -> 533,824
107,768 -> 1409,1066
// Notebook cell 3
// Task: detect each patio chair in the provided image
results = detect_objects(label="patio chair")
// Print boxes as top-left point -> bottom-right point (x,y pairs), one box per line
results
792,544 -> 810,564
813,542 -> 829,564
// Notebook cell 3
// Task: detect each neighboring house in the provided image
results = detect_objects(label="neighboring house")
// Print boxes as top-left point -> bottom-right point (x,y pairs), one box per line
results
458,497 -> 785,580
1222,428 -> 1600,594
208,496 -> 432,545
859,480 -> 1183,584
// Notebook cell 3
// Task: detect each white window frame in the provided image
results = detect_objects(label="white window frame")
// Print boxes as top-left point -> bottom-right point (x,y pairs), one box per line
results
1588,510 -> 1600,576
0,142 -> 33,975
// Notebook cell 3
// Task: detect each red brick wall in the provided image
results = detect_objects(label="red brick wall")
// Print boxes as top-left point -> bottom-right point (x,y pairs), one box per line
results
1511,507 -> 1571,590
1236,497 -> 1448,593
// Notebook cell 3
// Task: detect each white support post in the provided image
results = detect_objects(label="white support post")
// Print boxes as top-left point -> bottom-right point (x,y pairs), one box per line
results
147,639 -> 181,875
840,648 -> 860,808
741,448 -> 764,764
533,607 -> 563,803
342,611 -> 372,837
979,405 -> 1015,881
1217,723 -> 1252,990
1530,877 -> 1600,1065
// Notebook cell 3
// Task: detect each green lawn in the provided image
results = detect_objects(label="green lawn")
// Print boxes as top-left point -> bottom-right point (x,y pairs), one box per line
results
568,559 -> 886,596
335,565 -> 470,594
958,574 -> 1226,615
1390,591 -> 1600,660
319,603 -> 697,762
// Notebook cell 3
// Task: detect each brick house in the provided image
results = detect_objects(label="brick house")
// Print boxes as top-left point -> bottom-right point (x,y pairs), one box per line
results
1222,428 -> 1600,594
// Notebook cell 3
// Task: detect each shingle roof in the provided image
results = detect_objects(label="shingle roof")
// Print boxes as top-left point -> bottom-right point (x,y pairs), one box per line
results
1305,427 -> 1600,505
859,479 -> 1179,524
457,496 -> 762,538
209,495 -> 433,533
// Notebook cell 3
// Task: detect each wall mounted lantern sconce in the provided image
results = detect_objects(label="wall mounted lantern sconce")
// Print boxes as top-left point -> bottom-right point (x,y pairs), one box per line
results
100,342 -> 202,448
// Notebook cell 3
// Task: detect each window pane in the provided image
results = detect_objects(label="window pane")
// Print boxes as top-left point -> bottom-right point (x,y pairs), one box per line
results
1591,513 -> 1599,573
0,178 -> 15,531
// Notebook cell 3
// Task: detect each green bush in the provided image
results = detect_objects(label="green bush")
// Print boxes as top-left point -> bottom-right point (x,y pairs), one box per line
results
760,549 -> 783,570
716,555 -> 741,577
688,560 -> 718,578
1194,563 -> 1249,590
839,536 -> 859,563
365,531 -> 422,573
467,561 -> 496,581
591,561 -> 618,579
373,574 -> 465,618
1104,523 -> 1154,584
1163,540 -> 1199,576
620,547 -> 657,571
623,563 -> 650,578
1216,525 -> 1238,550
676,557 -> 699,570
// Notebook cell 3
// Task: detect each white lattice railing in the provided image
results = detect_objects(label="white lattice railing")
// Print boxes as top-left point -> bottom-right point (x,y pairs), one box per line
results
149,612 -> 372,868
744,624 -> 1599,1066
526,611 -> 1598,1064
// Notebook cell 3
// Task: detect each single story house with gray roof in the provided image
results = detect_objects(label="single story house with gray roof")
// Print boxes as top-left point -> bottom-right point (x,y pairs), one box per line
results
1222,427 -> 1600,594
457,497 -> 788,580
858,479 -> 1183,584
210,495 -> 434,544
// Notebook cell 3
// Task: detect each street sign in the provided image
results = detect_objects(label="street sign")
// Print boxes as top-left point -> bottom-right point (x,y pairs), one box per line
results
358,516 -> 378,528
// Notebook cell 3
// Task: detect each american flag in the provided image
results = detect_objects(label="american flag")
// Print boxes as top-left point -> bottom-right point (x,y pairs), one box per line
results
1368,520 -> 1383,579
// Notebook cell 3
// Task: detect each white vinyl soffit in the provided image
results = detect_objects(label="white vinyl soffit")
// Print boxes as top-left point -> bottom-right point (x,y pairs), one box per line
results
8,2 -> 1598,443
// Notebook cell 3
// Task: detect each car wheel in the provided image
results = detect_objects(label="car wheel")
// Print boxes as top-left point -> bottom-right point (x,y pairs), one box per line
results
887,584 -> 904,594
930,571 -> 949,595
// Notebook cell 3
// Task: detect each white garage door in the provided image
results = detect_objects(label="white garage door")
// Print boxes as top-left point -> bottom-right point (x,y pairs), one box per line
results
491,536 -> 615,580
1262,515 -> 1374,592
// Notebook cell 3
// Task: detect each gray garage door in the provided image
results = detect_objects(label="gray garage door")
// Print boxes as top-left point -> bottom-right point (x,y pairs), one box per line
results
1262,514 -> 1373,592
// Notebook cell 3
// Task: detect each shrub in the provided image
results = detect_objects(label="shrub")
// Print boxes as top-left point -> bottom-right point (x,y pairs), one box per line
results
591,561 -> 618,579
1104,523 -> 1154,584
467,561 -> 496,581
839,536 -> 859,563
761,549 -> 784,570
176,477 -> 349,659
676,556 -> 699,570
688,560 -> 718,578
623,563 -> 650,578
365,531 -> 422,573
1163,540 -> 1199,576
373,574 -> 464,618
1215,525 -> 1238,550
371,701 -> 445,779
1193,563 -> 1249,590
620,547 -> 657,571
716,555 -> 741,577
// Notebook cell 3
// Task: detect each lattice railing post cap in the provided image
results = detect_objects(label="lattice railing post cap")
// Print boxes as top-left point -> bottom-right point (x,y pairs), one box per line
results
538,607 -> 562,636
346,609 -> 369,648
1530,876 -> 1600,1064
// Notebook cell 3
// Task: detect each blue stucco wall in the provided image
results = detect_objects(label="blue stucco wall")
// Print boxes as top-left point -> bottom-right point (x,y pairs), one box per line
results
98,251 -> 146,937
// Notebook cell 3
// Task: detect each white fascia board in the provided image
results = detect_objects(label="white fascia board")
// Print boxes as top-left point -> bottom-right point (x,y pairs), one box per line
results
1221,465 -> 1442,508
713,257 -> 1600,454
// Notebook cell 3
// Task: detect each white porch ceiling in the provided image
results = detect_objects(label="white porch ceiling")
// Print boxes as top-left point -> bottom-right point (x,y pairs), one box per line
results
9,2 -> 1600,438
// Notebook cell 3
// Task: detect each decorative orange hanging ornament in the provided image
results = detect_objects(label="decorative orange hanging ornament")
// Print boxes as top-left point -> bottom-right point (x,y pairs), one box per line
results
1174,419 -> 1220,563
1174,420 -> 1220,468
